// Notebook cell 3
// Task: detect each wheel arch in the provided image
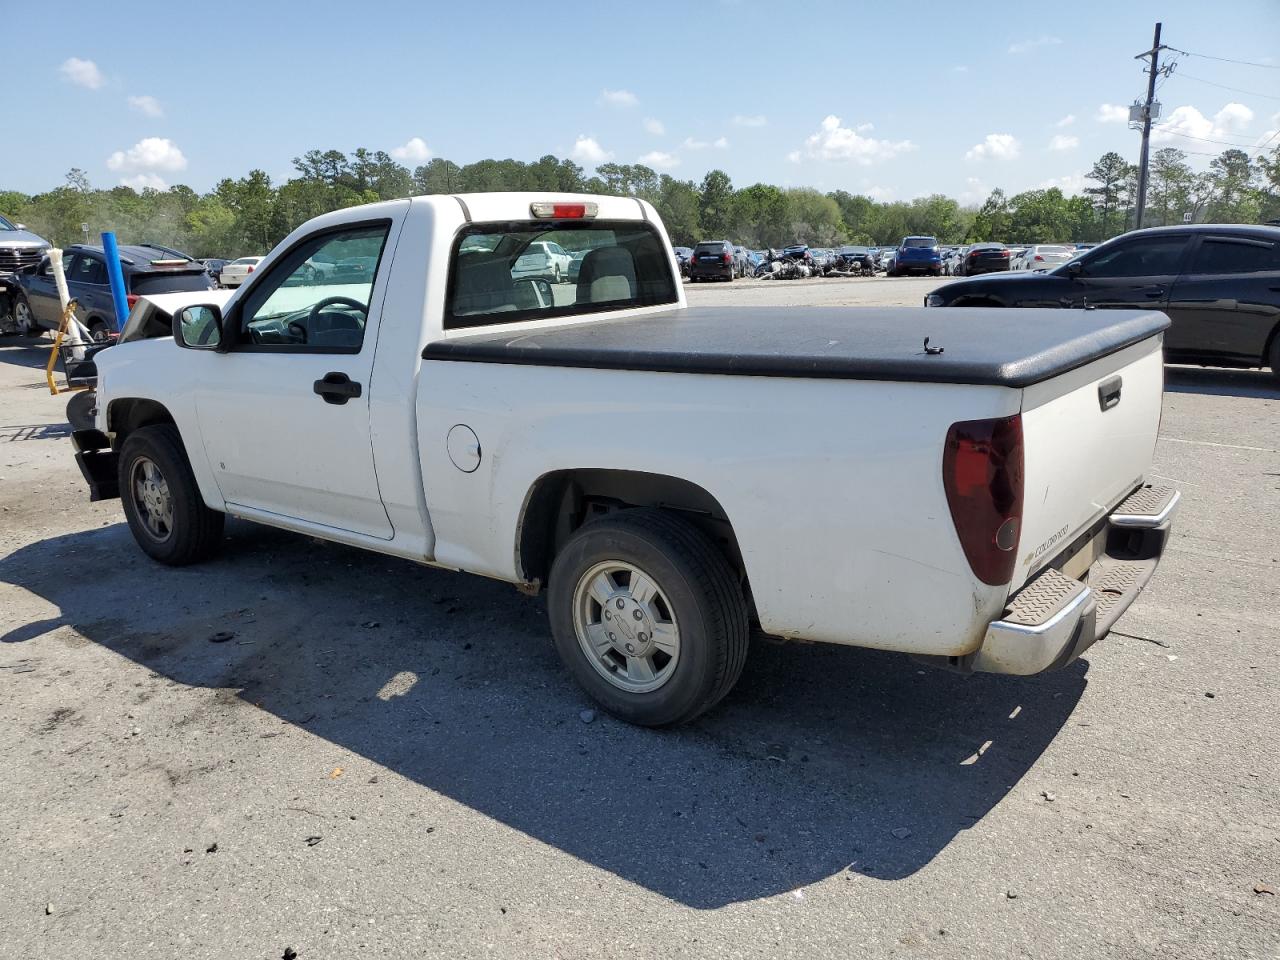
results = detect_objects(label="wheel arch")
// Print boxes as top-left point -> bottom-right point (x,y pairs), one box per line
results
107,397 -> 177,449
515,468 -> 748,595
1262,318 -> 1280,370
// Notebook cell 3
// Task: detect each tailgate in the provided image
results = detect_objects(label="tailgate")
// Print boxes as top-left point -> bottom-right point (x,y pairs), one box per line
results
1013,336 -> 1165,591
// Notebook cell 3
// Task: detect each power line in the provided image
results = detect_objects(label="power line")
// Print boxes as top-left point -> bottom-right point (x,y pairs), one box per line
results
1157,128 -> 1266,148
1176,71 -> 1280,102
1165,46 -> 1280,70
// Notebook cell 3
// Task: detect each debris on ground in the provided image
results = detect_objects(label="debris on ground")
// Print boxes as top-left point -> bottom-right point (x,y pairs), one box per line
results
361,621 -> 380,629
44,903 -> 54,915
329,767 -> 343,779
1041,791 -> 1057,802
205,842 -> 218,854
1205,692 -> 1216,699
305,836 -> 322,847
1006,890 -> 1018,899
208,631 -> 235,644
283,948 -> 299,960
1255,882 -> 1275,896
579,709 -> 596,724
891,827 -> 912,840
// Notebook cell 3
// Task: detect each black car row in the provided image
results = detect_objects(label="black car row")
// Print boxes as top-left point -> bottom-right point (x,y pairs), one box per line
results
927,224 -> 1280,379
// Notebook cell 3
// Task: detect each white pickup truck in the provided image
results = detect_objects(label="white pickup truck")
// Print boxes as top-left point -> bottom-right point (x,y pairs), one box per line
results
72,193 -> 1179,726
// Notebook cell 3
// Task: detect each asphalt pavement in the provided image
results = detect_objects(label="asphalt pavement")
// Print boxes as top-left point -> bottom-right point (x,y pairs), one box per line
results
1,277 -> 1277,959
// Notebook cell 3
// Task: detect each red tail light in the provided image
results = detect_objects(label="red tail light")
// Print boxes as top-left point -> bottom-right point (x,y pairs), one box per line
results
247,265 -> 255,273
723,252 -> 732,264
1034,254 -> 1044,261
942,415 -> 1024,586
126,293 -> 139,309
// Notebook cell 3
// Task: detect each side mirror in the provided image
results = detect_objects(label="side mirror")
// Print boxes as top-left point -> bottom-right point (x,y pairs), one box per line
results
173,304 -> 225,351
15,223 -> 26,230
1066,260 -> 1084,277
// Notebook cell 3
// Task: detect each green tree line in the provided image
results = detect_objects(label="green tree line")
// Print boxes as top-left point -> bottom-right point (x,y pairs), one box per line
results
3,144 -> 1277,259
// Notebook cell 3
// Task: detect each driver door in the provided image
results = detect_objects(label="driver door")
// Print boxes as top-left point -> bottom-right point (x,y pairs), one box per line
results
194,219 -> 399,539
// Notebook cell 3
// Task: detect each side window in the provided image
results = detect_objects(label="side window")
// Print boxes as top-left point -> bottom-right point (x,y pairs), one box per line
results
1189,238 -> 1280,275
1084,236 -> 1189,278
236,223 -> 390,352
71,256 -> 107,285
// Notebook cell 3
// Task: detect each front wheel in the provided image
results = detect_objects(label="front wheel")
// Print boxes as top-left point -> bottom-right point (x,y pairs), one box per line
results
547,509 -> 749,726
118,424 -> 225,565
12,294 -> 39,337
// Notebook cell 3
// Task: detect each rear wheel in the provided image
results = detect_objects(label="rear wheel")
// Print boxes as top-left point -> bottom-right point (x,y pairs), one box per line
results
88,319 -> 111,343
1268,334 -> 1280,383
547,509 -> 749,727
118,424 -> 224,565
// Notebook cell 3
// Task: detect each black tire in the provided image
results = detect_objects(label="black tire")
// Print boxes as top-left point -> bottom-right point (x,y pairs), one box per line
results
553,264 -> 563,283
12,292 -> 39,337
118,423 -> 224,565
547,508 -> 749,727
1268,333 -> 1280,382
88,320 -> 111,343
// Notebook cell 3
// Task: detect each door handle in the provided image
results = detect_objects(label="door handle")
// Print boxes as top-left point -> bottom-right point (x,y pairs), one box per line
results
1143,286 -> 1165,299
1098,375 -> 1123,412
313,371 -> 362,405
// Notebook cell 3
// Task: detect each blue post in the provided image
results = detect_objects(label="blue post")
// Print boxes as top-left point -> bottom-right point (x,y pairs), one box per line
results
101,232 -> 129,333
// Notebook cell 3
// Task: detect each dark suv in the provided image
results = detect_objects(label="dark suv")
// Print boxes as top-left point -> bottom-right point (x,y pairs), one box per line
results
13,243 -> 214,340
0,214 -> 51,332
925,224 -> 1280,380
688,240 -> 735,282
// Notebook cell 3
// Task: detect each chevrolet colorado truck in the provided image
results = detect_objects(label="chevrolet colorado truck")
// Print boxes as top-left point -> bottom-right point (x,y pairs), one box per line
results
71,193 -> 1179,726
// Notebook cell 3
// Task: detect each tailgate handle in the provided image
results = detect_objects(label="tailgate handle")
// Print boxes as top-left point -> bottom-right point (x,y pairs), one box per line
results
1098,375 -> 1123,412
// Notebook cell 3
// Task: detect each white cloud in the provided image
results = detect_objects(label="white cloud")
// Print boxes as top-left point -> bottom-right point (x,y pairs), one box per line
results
965,133 -> 1021,161
1009,36 -> 1061,55
643,117 -> 665,135
732,114 -> 767,127
60,57 -> 104,89
682,137 -> 710,150
107,137 -> 188,174
1056,114 -> 1076,128
127,94 -> 163,118
1097,103 -> 1129,123
714,136 -> 729,149
800,115 -> 915,165
120,173 -> 168,191
598,88 -> 637,108
390,136 -> 432,163
952,65 -> 969,73
1039,173 -> 1087,195
571,135 -> 612,165
1153,102 -> 1254,145
639,150 -> 680,170
786,150 -> 802,164
867,186 -> 894,201
1048,134 -> 1079,151
959,177 -> 989,205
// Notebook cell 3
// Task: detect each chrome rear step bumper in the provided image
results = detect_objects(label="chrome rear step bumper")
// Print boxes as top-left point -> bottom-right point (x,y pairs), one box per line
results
970,484 -> 1179,676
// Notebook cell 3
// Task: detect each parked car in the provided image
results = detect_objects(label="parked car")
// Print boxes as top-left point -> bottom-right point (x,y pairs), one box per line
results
688,239 -> 735,281
836,245 -> 875,272
74,191 -> 1177,728
942,247 -> 966,276
219,257 -> 264,288
878,249 -> 897,273
732,245 -> 753,278
672,246 -> 693,277
11,243 -> 215,340
568,248 -> 590,283
926,224 -> 1280,379
890,236 -> 942,277
201,258 -> 231,285
0,215 -> 51,334
511,240 -> 573,282
954,243 -> 1012,276
1013,244 -> 1076,272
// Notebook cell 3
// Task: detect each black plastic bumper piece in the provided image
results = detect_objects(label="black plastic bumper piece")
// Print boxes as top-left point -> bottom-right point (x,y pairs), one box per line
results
72,427 -> 119,502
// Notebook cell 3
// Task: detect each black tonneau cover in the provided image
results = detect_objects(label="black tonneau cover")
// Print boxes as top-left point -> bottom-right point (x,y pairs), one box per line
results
422,306 -> 1170,388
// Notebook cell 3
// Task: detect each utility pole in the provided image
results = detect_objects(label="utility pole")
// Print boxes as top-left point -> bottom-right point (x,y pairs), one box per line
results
1133,22 -> 1171,229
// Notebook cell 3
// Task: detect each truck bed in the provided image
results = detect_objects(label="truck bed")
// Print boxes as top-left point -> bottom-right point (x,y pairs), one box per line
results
422,306 -> 1170,388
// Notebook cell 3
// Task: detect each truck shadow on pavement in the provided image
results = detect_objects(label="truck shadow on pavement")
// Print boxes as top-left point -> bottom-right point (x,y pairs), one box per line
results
0,338 -> 59,371
2,519 -> 1086,909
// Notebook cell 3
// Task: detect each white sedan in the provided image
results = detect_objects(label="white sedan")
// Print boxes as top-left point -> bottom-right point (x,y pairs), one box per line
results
1014,245 -> 1076,271
511,241 -> 573,283
219,256 -> 264,288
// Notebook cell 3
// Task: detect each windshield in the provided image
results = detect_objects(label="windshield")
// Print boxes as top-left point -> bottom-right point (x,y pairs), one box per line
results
0,215 -> 15,231
903,237 -> 937,248
1037,245 -> 1074,255
446,220 -> 678,330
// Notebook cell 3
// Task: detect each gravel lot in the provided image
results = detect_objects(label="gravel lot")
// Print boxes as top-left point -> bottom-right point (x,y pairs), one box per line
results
2,277 -> 1277,959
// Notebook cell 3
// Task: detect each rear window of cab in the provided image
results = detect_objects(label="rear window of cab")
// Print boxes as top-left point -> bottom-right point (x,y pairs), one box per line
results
444,220 -> 678,330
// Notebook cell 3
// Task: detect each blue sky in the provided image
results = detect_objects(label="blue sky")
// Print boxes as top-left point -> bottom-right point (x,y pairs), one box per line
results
7,1 -> 1279,203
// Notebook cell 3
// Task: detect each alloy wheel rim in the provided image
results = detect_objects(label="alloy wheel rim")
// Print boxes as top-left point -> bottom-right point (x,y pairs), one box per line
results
130,457 -> 174,542
572,560 -> 681,694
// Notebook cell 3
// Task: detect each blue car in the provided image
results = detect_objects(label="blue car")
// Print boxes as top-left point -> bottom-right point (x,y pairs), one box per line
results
889,236 -> 942,277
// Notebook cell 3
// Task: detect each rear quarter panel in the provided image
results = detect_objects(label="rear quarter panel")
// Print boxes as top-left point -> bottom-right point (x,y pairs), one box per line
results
417,363 -> 1017,656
